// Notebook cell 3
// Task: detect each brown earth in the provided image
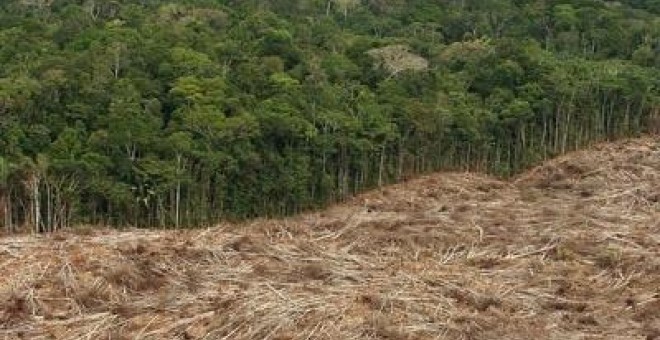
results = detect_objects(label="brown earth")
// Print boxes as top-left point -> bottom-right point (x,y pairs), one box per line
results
1,137 -> 659,339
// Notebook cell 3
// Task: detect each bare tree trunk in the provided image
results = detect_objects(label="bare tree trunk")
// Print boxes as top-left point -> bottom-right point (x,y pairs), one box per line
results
562,109 -> 571,154
36,180 -> 41,233
554,101 -> 562,153
1,194 -> 7,233
175,154 -> 181,229
7,192 -> 13,233
378,144 -> 385,187
624,101 -> 632,134
27,174 -> 42,233
46,181 -> 52,232
398,147 -> 404,180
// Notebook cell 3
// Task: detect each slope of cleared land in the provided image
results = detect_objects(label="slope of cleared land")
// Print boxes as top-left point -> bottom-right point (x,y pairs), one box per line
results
1,138 -> 659,340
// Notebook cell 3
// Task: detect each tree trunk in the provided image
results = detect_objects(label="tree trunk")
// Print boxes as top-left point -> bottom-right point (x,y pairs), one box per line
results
46,181 -> 52,232
378,144 -> 385,187
8,191 -> 13,233
33,175 -> 41,233
175,154 -> 182,229
0,193 -> 6,233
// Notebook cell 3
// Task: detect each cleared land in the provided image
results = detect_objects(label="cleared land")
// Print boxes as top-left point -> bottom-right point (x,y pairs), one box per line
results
1,138 -> 659,340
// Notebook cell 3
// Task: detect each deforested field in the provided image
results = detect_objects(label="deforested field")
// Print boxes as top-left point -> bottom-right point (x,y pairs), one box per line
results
1,138 -> 659,340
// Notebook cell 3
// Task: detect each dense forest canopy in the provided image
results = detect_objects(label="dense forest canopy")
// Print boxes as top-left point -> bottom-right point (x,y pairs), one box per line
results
0,0 -> 658,230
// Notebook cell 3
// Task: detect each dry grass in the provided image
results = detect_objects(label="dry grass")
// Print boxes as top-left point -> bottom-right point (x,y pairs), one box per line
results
1,137 -> 659,339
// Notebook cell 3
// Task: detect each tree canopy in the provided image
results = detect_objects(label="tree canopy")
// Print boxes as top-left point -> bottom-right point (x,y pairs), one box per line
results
0,0 -> 658,231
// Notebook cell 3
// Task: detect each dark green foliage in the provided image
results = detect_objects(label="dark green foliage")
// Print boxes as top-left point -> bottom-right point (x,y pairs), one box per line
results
0,0 -> 658,230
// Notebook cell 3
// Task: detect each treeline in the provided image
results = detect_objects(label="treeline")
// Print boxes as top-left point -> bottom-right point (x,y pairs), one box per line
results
0,0 -> 659,231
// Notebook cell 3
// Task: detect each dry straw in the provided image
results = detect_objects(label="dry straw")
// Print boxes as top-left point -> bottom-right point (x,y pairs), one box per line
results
1,137 -> 659,339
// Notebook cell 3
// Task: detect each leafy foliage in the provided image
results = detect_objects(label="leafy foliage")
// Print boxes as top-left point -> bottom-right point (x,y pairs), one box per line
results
0,0 -> 658,230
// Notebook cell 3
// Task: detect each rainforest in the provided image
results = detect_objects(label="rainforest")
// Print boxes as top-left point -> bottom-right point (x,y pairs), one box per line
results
0,0 -> 658,230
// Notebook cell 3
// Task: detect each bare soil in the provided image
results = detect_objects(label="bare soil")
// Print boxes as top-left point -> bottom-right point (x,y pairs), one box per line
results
1,137 -> 659,339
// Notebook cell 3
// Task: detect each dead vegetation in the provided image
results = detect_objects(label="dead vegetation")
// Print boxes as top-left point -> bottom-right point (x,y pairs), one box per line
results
1,137 -> 659,339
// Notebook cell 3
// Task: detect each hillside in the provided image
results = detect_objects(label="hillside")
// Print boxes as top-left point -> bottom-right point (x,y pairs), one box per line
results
1,137 -> 659,339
